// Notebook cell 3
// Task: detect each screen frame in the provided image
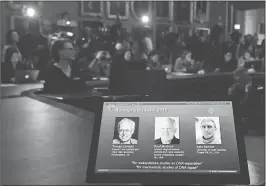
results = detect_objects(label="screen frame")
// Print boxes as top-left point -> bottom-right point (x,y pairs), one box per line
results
86,98 -> 250,185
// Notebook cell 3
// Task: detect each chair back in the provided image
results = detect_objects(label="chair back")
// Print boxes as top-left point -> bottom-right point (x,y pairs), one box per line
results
124,69 -> 167,100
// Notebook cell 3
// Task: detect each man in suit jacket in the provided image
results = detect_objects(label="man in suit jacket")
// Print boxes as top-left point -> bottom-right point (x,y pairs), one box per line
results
155,118 -> 180,145
113,118 -> 138,144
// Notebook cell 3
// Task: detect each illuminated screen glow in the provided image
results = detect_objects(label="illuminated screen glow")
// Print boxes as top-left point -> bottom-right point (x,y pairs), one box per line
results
95,102 -> 240,173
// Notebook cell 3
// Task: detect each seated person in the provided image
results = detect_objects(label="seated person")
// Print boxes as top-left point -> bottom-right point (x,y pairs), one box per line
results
238,50 -> 255,68
155,117 -> 179,145
113,118 -> 138,144
173,50 -> 203,73
214,50 -> 237,72
2,30 -> 24,82
109,45 -> 147,94
228,68 -> 252,106
147,50 -> 161,69
132,40 -> 149,61
196,118 -> 221,144
43,39 -> 87,94
88,51 -> 111,78
124,50 -> 132,62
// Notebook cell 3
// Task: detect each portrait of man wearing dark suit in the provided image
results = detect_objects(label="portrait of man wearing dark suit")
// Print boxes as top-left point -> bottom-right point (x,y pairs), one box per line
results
113,118 -> 138,144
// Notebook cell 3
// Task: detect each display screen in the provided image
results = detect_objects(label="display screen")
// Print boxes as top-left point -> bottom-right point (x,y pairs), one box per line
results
95,102 -> 240,173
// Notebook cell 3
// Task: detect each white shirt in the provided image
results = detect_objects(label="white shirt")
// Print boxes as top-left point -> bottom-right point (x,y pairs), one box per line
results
196,136 -> 222,144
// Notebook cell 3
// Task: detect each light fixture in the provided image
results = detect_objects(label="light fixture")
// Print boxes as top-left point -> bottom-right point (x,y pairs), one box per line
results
141,15 -> 149,24
66,21 -> 71,25
26,7 -> 36,17
66,32 -> 73,37
51,36 -> 58,40
234,24 -> 240,30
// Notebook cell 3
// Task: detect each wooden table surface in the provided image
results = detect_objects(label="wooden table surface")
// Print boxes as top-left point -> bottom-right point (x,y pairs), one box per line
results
1,97 -> 94,185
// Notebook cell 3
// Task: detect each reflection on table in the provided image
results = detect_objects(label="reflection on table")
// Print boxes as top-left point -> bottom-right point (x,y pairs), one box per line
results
167,72 -> 265,80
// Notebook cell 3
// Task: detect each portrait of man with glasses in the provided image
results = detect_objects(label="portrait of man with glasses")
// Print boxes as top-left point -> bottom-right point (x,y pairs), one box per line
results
112,117 -> 139,145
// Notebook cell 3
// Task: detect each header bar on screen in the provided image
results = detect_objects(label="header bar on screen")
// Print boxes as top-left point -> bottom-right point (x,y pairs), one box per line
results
104,102 -> 232,106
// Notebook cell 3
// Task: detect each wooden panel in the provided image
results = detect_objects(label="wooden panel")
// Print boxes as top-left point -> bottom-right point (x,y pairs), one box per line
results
80,1 -> 103,16
131,1 -> 152,20
208,1 -> 227,28
155,1 -> 173,21
106,1 -> 129,19
193,1 -> 210,23
174,1 -> 191,24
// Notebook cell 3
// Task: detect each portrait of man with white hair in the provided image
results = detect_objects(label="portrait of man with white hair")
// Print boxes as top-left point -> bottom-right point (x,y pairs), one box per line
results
113,117 -> 138,144
154,117 -> 180,145
196,117 -> 222,144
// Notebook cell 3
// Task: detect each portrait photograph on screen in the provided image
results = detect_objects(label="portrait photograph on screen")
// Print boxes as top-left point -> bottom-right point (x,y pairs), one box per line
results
195,117 -> 222,145
113,117 -> 139,145
154,117 -> 180,145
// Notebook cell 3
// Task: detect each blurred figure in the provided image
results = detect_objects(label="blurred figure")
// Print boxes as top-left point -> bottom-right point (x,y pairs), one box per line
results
164,32 -> 185,66
143,35 -> 153,55
185,28 -> 200,60
214,50 -> 237,72
122,39 -> 131,51
204,24 -> 224,72
244,34 -> 256,57
258,39 -> 265,60
132,40 -> 148,61
229,68 -> 252,101
76,26 -> 99,64
124,50 -> 132,62
131,27 -> 152,61
43,39 -> 87,94
88,50 -> 111,77
147,50 -> 161,69
1,30 -> 23,82
2,30 -> 22,68
238,50 -> 254,68
173,50 -> 202,73
32,44 -> 50,80
229,68 -> 252,121
173,50 -> 193,72
109,46 -> 131,94
196,31 -> 208,63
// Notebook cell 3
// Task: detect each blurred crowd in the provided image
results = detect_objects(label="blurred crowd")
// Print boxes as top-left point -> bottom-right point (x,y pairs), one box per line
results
1,22 -> 265,93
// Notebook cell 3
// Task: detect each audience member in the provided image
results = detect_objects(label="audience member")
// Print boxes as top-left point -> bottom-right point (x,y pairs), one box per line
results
1,30 -> 23,82
238,50 -> 255,68
147,50 -> 161,69
43,39 -> 87,94
216,50 -> 237,72
205,24 -> 224,72
173,50 -> 202,73
124,50 -> 132,62
88,50 -> 110,77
